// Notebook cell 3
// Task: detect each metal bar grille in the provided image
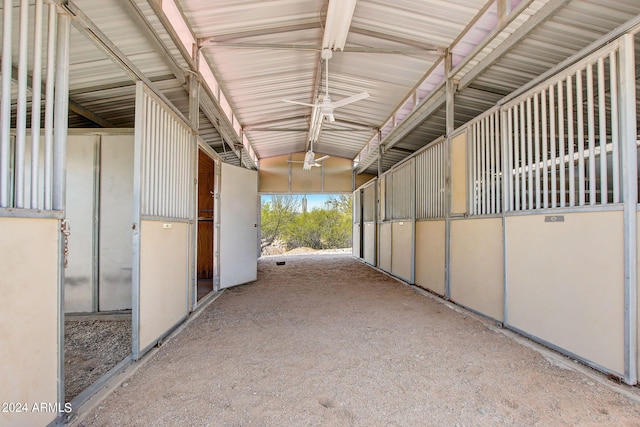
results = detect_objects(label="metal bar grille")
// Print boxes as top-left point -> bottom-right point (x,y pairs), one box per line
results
503,41 -> 623,211
1,2 -> 63,211
416,138 -> 446,219
468,110 -> 502,215
137,84 -> 193,219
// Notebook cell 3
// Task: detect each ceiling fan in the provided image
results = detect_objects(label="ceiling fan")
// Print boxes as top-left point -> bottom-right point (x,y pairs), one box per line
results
288,141 -> 330,170
283,48 -> 369,123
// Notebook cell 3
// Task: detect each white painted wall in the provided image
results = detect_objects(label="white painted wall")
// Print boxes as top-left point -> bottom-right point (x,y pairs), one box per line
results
0,218 -> 59,427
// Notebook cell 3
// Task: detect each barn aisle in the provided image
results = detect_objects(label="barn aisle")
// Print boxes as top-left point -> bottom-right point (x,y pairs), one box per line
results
78,254 -> 640,426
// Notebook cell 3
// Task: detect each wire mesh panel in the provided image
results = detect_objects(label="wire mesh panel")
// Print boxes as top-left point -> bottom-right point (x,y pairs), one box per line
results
503,41 -> 623,212
416,138 -> 446,219
136,83 -> 193,219
468,110 -> 502,216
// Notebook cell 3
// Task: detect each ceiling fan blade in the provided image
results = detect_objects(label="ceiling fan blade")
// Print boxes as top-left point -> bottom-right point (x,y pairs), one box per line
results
287,160 -> 305,163
331,91 -> 369,109
282,99 -> 316,107
315,155 -> 330,162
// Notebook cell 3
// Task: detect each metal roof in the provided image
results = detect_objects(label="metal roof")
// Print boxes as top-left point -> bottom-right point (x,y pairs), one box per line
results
4,0 -> 639,175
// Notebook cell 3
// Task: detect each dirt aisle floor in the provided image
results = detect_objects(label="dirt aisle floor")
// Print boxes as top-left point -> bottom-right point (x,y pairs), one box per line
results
79,254 -> 640,426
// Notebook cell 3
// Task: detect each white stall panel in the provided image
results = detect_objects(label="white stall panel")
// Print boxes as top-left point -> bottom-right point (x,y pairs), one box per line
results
0,218 -> 59,427
415,220 -> 445,295
138,221 -> 189,352
379,222 -> 392,272
507,211 -> 625,375
392,221 -> 413,283
99,134 -> 134,311
450,217 -> 503,321
64,135 -> 96,313
220,163 -> 258,288
363,222 -> 376,266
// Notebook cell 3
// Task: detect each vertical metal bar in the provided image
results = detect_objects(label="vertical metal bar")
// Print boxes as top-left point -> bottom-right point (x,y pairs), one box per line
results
0,0 -> 13,207
507,107 -> 514,212
43,3 -> 56,210
610,50 -> 620,204
490,113 -> 497,214
15,0 -> 30,208
567,75 -> 575,207
619,33 -> 637,386
501,109 -> 509,212
490,114 -> 496,214
497,111 -> 502,212
519,102 -> 527,210
549,84 -> 557,208
541,89 -> 549,209
587,63 -> 596,205
428,151 -> 431,218
468,128 -> 474,215
597,57 -> 608,205
526,97 -> 534,210
52,11 -> 70,211
30,0 -> 44,209
513,106 -> 520,211
482,118 -> 488,214
445,48 -> 454,300
558,80 -> 566,207
534,93 -> 541,209
577,68 -> 585,206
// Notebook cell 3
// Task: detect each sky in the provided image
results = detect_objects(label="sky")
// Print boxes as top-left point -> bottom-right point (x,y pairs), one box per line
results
261,194 -> 333,212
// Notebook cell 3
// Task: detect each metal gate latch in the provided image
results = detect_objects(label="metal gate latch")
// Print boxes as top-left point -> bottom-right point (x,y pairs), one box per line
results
60,220 -> 71,269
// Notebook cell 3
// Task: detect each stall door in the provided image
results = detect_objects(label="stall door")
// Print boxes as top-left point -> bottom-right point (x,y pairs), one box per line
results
132,83 -> 194,359
219,162 -> 258,288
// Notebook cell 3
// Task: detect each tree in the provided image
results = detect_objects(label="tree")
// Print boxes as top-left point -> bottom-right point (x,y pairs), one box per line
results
260,195 -> 300,250
325,194 -> 352,214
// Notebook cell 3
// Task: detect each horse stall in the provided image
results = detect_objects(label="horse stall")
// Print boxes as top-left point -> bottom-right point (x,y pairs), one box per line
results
372,29 -> 639,385
60,129 -> 134,401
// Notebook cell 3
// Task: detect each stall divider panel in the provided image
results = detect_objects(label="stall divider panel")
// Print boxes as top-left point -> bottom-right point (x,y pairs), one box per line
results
132,82 -> 195,359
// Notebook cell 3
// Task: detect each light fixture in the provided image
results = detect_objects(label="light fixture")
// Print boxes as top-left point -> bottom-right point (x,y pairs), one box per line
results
322,0 -> 358,51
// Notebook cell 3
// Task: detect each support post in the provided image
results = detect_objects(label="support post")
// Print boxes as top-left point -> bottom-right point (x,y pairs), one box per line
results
444,51 -> 454,299
619,33 -> 638,385
54,7 -> 71,413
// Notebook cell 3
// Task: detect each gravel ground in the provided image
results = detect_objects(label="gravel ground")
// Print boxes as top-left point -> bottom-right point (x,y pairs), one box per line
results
65,319 -> 132,401
78,254 -> 640,426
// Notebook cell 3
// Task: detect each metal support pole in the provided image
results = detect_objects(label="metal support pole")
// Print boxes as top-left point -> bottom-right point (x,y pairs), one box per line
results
377,143 -> 383,177
52,12 -> 70,211
444,51 -> 454,299
0,0 -> 12,207
188,49 -> 200,310
54,7 -> 71,412
31,0 -> 44,209
15,0 -> 30,208
619,33 -> 637,386
44,2 -> 57,210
